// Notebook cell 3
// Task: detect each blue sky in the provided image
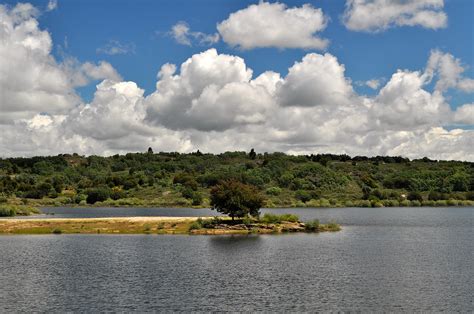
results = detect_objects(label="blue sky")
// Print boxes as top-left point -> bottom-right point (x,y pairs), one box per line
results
7,0 -> 472,106
1,0 -> 473,159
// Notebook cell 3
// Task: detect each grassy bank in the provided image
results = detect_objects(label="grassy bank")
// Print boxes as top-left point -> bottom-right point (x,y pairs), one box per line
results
0,215 -> 341,235
0,205 -> 40,217
4,195 -> 474,209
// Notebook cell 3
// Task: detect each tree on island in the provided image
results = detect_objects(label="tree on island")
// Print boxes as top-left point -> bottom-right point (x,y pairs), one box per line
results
147,147 -> 153,154
210,179 -> 265,221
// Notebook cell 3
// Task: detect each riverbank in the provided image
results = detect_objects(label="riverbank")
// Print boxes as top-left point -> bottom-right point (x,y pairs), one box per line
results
0,205 -> 41,217
4,197 -> 474,211
0,216 -> 341,235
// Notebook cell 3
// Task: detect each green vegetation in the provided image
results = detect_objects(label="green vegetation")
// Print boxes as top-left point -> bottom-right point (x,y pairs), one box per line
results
0,205 -> 40,217
210,180 -> 265,219
186,214 -> 340,234
260,213 -> 299,223
0,151 -> 472,208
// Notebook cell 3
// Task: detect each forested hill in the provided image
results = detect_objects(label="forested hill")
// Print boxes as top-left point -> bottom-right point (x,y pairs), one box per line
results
0,151 -> 473,208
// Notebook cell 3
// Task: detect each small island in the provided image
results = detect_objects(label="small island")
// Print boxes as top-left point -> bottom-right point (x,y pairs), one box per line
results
0,215 -> 341,235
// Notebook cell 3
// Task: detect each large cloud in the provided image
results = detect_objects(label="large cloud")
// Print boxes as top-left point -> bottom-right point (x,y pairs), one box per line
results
278,53 -> 354,107
370,70 -> 450,129
0,3 -> 120,124
217,1 -> 328,50
343,0 -> 447,32
145,48 -> 271,131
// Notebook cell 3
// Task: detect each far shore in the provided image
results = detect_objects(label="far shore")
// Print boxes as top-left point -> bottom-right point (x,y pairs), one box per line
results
0,216 -> 341,235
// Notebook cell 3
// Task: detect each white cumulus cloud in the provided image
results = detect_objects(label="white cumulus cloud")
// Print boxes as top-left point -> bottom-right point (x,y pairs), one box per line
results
453,104 -> 474,125
0,3 -> 121,125
343,0 -> 447,32
217,1 -> 328,50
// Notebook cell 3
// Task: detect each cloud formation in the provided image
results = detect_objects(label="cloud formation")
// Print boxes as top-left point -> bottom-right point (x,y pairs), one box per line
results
0,3 -> 121,124
46,0 -> 57,12
97,40 -> 136,55
343,0 -> 447,32
170,21 -> 219,46
425,50 -> 474,92
1,3 -> 473,161
217,1 -> 328,50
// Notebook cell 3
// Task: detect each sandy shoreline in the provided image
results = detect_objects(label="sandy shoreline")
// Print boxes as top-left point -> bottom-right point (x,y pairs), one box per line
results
0,216 -> 203,223
0,216 -> 341,235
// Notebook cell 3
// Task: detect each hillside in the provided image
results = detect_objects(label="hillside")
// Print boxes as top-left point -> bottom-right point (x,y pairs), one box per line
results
0,151 -> 473,208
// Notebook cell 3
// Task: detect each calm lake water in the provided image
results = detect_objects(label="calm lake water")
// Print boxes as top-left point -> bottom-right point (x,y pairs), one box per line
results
0,207 -> 472,312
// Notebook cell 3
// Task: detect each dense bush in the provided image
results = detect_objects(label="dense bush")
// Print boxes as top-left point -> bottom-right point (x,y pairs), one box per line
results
260,213 -> 299,224
304,219 -> 320,232
295,190 -> 312,203
86,187 -> 111,204
407,191 -> 423,202
0,151 -> 471,208
191,193 -> 203,206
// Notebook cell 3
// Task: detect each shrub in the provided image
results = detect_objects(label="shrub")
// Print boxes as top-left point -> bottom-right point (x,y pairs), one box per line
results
422,200 -> 436,207
295,190 -> 311,203
410,200 -> 421,207
181,187 -> 195,199
407,191 -> 423,202
188,221 -> 202,231
400,200 -> 411,207
435,200 -> 448,207
428,191 -> 445,201
188,217 -> 216,230
319,198 -> 331,207
344,200 -> 354,207
305,219 -> 320,232
355,200 -> 371,207
52,228 -> 62,234
191,193 -> 203,206
242,216 -> 253,226
0,206 -> 15,217
447,199 -> 458,206
261,213 -> 299,224
110,187 -> 125,200
466,191 -> 474,201
326,221 -> 341,231
382,199 -> 399,207
372,201 -> 384,208
86,187 -> 111,204
266,187 -> 282,196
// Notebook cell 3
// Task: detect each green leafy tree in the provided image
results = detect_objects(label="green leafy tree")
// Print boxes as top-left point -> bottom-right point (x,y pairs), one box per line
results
86,187 -> 111,204
210,180 -> 265,220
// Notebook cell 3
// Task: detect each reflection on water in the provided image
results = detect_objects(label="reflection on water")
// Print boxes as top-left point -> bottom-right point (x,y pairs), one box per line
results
0,207 -> 472,312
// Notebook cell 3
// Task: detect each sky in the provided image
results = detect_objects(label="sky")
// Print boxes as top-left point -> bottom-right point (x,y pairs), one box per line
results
0,0 -> 473,160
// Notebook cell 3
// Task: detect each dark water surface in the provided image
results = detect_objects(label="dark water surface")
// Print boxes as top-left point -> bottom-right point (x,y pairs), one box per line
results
1,207 -> 472,312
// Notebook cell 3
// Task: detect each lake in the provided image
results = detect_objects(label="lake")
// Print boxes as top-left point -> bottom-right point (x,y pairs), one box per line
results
0,207 -> 472,311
